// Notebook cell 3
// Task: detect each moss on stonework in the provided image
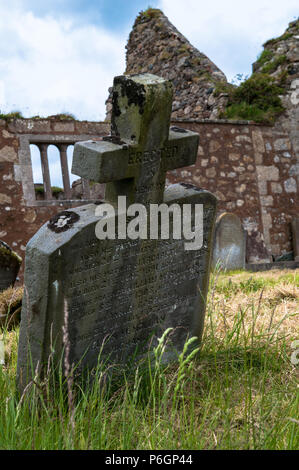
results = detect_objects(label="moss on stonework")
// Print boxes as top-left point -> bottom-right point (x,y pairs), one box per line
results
46,113 -> 76,121
160,50 -> 171,60
214,81 -> 235,97
263,18 -> 298,46
256,49 -> 274,66
136,8 -> 162,24
278,69 -> 288,84
34,185 -> 64,197
178,44 -> 190,54
154,20 -> 163,31
0,244 -> 22,269
261,55 -> 287,74
0,111 -> 23,121
221,18 -> 297,124
0,112 -> 76,121
192,73 -> 212,84
231,19 -> 298,123
191,57 -> 202,67
219,73 -> 284,124
264,32 -> 293,47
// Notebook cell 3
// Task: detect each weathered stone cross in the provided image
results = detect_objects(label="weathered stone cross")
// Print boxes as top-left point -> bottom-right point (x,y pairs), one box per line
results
72,73 -> 199,206
17,74 -> 218,394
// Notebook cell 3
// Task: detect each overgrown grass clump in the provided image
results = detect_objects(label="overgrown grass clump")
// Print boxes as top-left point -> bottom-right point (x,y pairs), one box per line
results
136,7 -> 162,23
255,50 -> 287,74
216,19 -> 298,123
256,49 -> 275,66
0,111 -> 23,121
0,287 -> 23,329
264,23 -> 297,47
34,185 -> 64,197
0,270 -> 298,450
0,112 -> 77,121
218,73 -> 285,123
47,113 -> 76,121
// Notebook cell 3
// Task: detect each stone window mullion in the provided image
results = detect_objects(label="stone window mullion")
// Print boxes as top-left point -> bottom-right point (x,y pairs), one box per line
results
38,143 -> 53,200
58,144 -> 72,199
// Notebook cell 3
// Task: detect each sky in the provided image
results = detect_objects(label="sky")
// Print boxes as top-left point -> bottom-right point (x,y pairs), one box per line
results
0,0 -> 297,185
0,0 -> 298,122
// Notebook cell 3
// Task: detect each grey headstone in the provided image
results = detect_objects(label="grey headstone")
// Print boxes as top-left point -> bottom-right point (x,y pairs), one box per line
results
0,240 -> 22,292
17,74 -> 217,391
212,213 -> 246,270
291,218 -> 299,262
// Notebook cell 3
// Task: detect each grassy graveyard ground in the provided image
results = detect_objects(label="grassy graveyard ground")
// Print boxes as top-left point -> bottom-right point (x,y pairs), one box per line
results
0,269 -> 298,450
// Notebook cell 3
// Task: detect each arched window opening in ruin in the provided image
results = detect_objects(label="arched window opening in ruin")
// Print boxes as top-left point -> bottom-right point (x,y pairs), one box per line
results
28,142 -> 75,201
30,143 -> 43,187
67,145 -> 78,185
23,135 -> 101,205
47,144 -> 64,199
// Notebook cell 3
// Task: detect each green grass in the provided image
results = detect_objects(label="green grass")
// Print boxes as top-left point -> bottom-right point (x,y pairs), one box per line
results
0,270 -> 298,450
219,73 -> 285,124
0,111 -> 23,121
215,270 -> 299,297
256,50 -> 274,66
222,102 -> 281,123
34,185 -> 64,197
0,112 -> 76,121
264,32 -> 294,47
261,55 -> 287,74
136,7 -> 162,23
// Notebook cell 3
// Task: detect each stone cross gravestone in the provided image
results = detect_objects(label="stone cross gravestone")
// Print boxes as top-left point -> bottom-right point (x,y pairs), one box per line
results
0,240 -> 22,292
17,74 -> 217,392
212,212 -> 246,270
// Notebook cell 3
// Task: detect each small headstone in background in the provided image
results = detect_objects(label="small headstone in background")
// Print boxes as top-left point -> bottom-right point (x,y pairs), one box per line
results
212,213 -> 246,271
291,218 -> 299,262
0,240 -> 22,292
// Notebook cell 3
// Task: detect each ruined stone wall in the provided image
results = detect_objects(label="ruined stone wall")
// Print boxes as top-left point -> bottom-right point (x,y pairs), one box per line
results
0,115 -> 297,273
106,9 -> 228,121
112,9 -> 298,262
167,119 -> 298,262
0,118 -> 109,277
252,19 -> 299,159
2,9 -> 298,275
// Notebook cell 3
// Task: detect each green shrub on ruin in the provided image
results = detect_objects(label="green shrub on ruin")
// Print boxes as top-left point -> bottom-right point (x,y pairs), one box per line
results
261,55 -> 287,74
34,185 -> 64,197
233,74 -> 283,109
256,49 -> 274,66
47,113 -> 76,121
220,73 -> 284,123
136,7 -> 162,23
0,111 -> 23,121
264,32 -> 293,47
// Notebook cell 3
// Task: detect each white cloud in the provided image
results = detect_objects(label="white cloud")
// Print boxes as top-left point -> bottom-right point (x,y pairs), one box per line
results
158,0 -> 298,81
0,4 -> 126,120
0,1 -> 297,122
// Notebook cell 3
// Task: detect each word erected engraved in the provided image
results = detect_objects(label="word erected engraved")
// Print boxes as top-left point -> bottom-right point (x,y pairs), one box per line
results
17,74 -> 217,391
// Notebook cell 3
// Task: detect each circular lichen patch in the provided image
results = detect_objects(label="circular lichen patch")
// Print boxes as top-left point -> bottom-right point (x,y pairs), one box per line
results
48,211 -> 80,233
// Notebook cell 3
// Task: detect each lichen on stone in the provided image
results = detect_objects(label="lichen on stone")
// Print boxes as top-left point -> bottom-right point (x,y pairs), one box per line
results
0,241 -> 22,269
